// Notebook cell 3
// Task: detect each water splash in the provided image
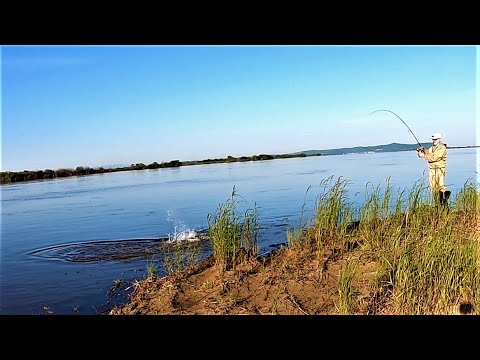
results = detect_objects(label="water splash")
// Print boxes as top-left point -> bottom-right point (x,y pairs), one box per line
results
165,209 -> 202,244
167,226 -> 200,244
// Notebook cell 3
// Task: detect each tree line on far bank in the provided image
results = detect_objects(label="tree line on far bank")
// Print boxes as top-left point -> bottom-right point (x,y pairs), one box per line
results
0,153 -> 310,184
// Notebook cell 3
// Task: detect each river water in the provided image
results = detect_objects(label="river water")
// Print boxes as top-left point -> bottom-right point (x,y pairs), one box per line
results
1,148 -> 478,314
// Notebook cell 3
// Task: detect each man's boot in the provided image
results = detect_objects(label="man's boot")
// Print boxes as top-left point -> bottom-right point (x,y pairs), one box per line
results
439,191 -> 450,206
445,190 -> 451,201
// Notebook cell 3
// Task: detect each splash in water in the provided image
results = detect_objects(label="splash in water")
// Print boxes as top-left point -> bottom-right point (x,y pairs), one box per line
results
167,226 -> 200,244
165,210 -> 202,244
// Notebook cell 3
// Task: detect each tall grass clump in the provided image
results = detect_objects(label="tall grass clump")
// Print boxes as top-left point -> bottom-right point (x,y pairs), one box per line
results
286,185 -> 315,248
452,179 -> 479,225
371,179 -> 480,314
146,258 -> 158,278
163,244 -> 186,275
336,256 -> 359,314
207,186 -> 259,271
358,178 -> 395,250
287,175 -> 479,314
359,178 -> 392,224
163,242 -> 201,276
359,180 -> 432,256
387,221 -> 479,314
297,176 -> 355,252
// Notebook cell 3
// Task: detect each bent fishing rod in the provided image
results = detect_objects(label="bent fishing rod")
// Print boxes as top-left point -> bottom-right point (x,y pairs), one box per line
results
370,109 -> 423,148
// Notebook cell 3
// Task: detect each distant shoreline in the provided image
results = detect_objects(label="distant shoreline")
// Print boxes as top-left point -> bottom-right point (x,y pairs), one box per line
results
2,144 -> 478,185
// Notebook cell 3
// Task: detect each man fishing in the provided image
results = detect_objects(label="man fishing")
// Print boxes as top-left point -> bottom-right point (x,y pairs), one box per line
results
370,110 -> 450,205
417,132 -> 449,204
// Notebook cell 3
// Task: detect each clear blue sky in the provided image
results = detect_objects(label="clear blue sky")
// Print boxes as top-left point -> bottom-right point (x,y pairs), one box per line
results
1,45 -> 477,172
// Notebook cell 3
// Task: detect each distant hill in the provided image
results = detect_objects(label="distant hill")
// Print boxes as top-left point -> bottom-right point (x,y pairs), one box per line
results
294,142 -> 437,157
100,163 -> 128,169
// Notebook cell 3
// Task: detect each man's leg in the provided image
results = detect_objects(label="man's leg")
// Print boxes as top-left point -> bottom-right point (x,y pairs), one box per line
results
429,169 -> 437,192
429,168 -> 440,201
430,169 -> 443,205
438,168 -> 447,192
437,168 -> 448,205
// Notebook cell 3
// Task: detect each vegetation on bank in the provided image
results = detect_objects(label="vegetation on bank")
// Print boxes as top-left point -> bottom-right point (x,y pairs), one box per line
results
111,176 -> 479,315
207,185 -> 260,271
0,153 -> 309,185
285,176 -> 479,314
3,142 -> 477,185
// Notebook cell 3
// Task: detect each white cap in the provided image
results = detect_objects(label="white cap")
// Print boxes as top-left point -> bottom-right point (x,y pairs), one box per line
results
431,132 -> 442,140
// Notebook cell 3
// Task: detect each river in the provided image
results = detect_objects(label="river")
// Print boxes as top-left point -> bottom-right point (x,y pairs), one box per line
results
1,148 -> 477,314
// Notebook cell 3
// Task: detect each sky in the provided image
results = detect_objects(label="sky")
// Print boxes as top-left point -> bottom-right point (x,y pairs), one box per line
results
1,45 -> 477,172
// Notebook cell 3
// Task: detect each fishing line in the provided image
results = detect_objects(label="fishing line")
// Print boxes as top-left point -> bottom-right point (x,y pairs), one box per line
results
370,109 -> 422,148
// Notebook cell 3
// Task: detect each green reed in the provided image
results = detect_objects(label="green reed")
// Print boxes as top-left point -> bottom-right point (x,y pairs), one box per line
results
363,180 -> 479,314
163,244 -> 186,275
286,185 -> 314,247
146,259 -> 158,278
163,242 -> 202,276
207,186 -> 259,271
306,176 -> 354,251
336,256 -> 359,314
289,175 -> 479,314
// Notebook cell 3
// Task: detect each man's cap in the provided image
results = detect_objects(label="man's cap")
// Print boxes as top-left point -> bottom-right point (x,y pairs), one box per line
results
431,132 -> 442,140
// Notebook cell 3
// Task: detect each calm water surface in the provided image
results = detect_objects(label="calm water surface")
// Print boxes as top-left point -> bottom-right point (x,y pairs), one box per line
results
1,148 -> 478,314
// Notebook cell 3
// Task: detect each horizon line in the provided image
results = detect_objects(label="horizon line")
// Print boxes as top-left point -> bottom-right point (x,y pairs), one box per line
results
2,142 -> 477,174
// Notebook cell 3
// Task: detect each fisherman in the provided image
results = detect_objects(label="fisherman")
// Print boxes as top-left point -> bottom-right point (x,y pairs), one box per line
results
417,132 -> 450,205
